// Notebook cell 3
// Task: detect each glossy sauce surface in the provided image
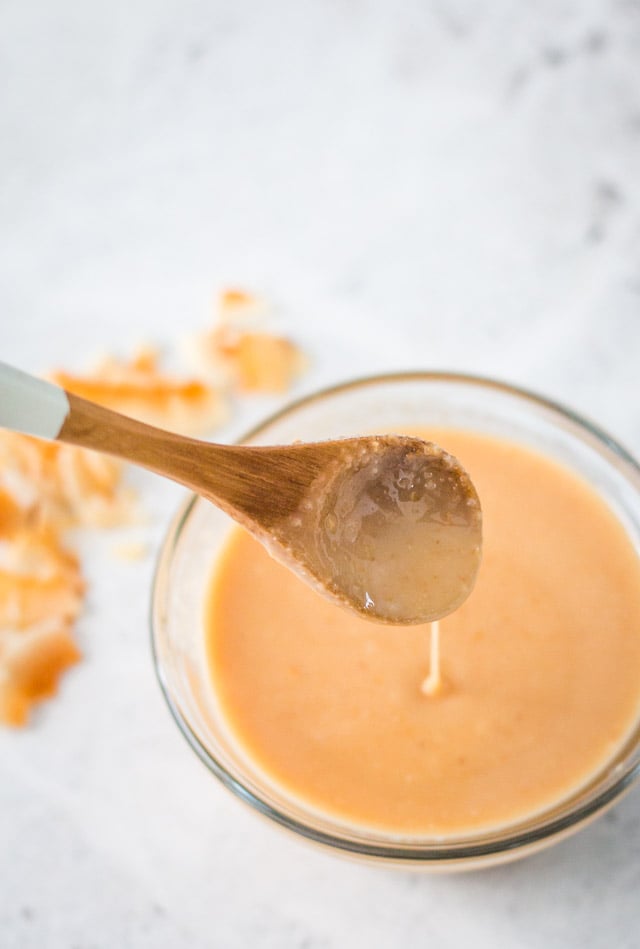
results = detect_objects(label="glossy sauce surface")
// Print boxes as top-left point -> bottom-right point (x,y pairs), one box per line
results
205,431 -> 640,835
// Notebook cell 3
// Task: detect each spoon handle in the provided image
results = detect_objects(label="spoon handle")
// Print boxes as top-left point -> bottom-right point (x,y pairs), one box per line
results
0,361 -> 324,527
0,360 -> 223,494
0,361 -> 70,439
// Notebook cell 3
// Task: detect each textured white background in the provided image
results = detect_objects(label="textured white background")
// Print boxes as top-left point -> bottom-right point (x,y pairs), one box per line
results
1,1 -> 640,946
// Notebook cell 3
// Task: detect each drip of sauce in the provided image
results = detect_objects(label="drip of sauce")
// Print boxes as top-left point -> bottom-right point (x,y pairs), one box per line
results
421,621 -> 441,696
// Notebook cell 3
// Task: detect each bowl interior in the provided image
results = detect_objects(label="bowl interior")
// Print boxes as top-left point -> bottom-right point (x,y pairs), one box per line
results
151,373 -> 640,865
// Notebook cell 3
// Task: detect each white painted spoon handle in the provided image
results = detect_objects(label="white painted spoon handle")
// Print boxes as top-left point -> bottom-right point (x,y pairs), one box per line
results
0,362 -> 70,439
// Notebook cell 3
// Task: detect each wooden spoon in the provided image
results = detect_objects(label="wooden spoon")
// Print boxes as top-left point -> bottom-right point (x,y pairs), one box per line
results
0,363 -> 482,624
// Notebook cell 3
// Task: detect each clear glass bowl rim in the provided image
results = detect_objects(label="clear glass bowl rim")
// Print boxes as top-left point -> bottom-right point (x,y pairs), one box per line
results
150,370 -> 640,864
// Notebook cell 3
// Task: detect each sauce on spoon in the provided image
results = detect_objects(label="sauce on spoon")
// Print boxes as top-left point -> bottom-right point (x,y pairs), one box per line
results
266,435 -> 482,624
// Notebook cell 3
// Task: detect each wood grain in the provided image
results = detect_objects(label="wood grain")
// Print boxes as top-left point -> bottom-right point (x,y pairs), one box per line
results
59,392 -> 332,526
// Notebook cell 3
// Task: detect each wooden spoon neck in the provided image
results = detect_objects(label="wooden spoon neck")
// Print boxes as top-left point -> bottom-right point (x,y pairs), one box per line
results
58,391 -> 217,492
56,394 -> 338,531
56,393 -> 295,521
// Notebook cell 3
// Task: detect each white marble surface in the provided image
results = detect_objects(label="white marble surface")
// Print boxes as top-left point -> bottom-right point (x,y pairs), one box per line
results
2,1 -> 640,946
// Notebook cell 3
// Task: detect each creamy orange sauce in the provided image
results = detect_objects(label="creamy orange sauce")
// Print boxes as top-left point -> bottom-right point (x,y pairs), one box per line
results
205,430 -> 640,835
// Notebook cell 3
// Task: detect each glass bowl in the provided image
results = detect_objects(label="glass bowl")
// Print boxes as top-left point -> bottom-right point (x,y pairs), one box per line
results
151,372 -> 640,870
